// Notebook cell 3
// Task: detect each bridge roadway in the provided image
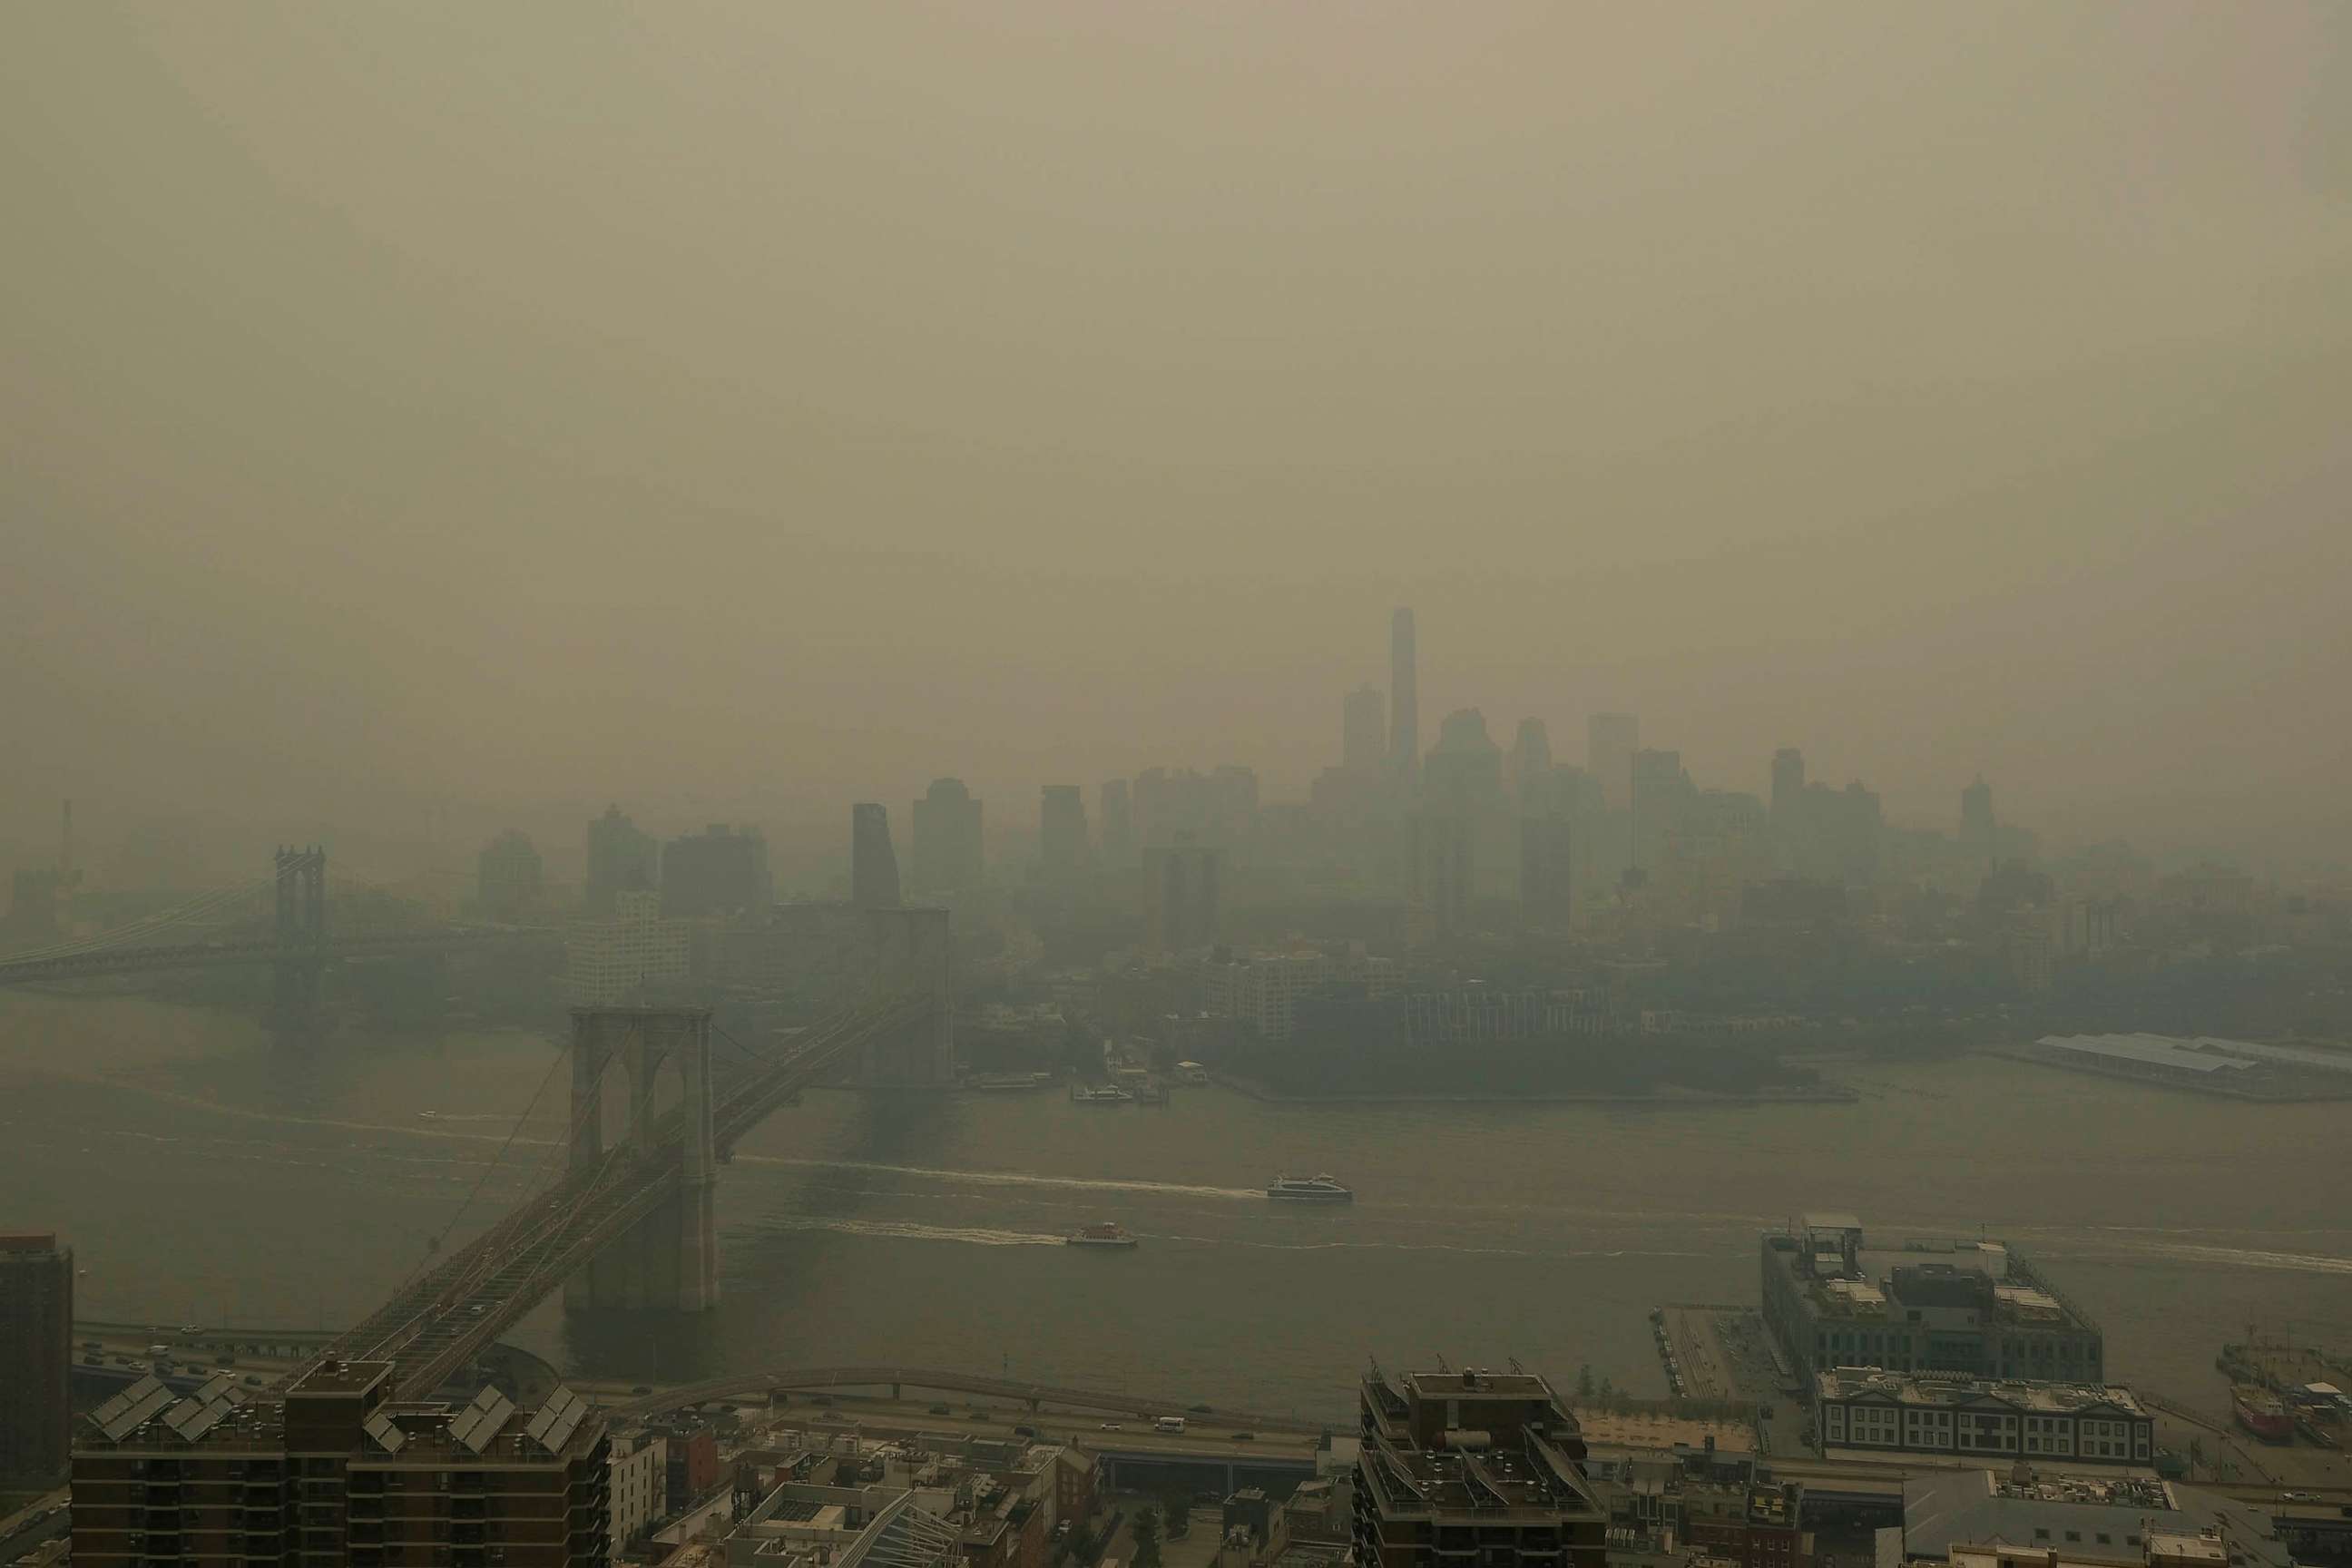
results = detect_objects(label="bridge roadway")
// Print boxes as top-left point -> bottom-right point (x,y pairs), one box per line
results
0,926 -> 547,985
297,995 -> 935,1400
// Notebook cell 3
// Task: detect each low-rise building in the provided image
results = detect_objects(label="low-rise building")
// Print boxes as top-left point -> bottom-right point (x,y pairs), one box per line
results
612,1427 -> 671,1551
1762,1217 -> 2102,1387
1891,1470 -> 2288,1568
1818,1369 -> 2151,1465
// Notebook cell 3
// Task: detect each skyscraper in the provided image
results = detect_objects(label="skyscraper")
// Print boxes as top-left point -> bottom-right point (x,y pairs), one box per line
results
1587,713 -> 1638,810
476,829 -> 544,921
1343,684 -> 1386,773
1389,607 -> 1419,793
910,778 -> 984,893
1519,814 -> 1573,917
1508,717 -> 1553,803
1100,778 -> 1134,867
0,1230 -> 71,1483
584,804 -> 659,913
1038,786 -> 1089,879
1630,747 -> 1692,870
850,802 -> 901,908
1142,839 -> 1219,951
1960,775 -> 1997,871
661,825 -> 771,916
1770,748 -> 1806,828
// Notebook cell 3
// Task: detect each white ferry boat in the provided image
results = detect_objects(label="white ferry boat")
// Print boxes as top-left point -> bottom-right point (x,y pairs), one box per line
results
1070,1084 -> 1135,1105
1266,1173 -> 1354,1203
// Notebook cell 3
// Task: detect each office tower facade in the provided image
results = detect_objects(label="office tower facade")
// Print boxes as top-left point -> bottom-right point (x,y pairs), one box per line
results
1100,779 -> 1134,867
1142,840 -> 1219,951
0,1230 -> 71,1483
661,825 -> 770,916
74,1362 -> 611,1568
1508,718 -> 1553,803
1770,749 -> 1805,828
1961,775 -> 1996,871
1343,685 -> 1387,773
1038,786 -> 1089,879
1587,713 -> 1638,811
584,805 -> 659,913
476,829 -> 544,922
850,803 -> 901,909
1407,810 -> 1474,936
1355,1366 -> 1605,1568
1389,608 -> 1419,793
909,779 -> 984,894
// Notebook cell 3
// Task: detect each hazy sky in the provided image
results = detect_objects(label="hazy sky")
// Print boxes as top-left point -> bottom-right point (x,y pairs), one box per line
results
5,3 -> 2349,875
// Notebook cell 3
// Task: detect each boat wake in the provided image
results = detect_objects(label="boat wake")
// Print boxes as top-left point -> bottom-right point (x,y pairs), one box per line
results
751,1215 -> 1064,1248
732,1154 -> 1260,1202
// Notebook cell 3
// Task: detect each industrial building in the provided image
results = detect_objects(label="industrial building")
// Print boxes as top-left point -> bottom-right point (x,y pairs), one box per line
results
1815,1368 -> 2152,1465
1762,1215 -> 2102,1387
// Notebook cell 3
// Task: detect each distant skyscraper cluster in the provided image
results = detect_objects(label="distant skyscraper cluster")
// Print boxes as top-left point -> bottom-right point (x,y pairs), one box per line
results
910,778 -> 984,894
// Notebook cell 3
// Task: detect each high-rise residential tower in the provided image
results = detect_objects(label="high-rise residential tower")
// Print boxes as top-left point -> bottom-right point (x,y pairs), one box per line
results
0,1230 -> 71,1483
850,803 -> 901,908
1389,608 -> 1419,793
910,778 -> 984,894
1355,1366 -> 1604,1568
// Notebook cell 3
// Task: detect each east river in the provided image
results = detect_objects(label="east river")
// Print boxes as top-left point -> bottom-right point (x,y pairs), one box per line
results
5,992 -> 2347,1423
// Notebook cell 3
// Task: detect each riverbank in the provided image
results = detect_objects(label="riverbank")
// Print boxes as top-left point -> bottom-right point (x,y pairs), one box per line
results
1209,1072 -> 1857,1106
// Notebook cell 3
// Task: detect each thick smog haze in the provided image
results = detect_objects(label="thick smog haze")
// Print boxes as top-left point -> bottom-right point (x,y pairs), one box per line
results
5,3 -> 2349,873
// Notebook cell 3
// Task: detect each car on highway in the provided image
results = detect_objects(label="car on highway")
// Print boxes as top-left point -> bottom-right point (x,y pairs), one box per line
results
929,1405 -> 951,1415
243,1376 -> 263,1387
2279,1491 -> 2317,1504
968,1411 -> 989,1421
632,1386 -> 652,1396
1014,1425 -> 1036,1438
1100,1422 -> 1122,1431
1230,1431 -> 1255,1441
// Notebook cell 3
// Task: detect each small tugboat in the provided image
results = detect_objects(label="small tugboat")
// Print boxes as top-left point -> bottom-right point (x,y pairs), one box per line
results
1066,1222 -> 1139,1249
1266,1173 -> 1354,1203
1070,1083 -> 1135,1105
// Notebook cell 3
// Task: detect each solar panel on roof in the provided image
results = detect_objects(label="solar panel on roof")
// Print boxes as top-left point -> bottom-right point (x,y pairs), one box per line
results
451,1390 -> 514,1455
525,1386 -> 585,1453
168,1396 -> 237,1443
364,1411 -> 408,1454
93,1374 -> 166,1427
191,1373 -> 242,1407
101,1381 -> 181,1442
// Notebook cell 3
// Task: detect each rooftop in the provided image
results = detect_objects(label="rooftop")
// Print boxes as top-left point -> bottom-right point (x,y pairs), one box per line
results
1818,1369 -> 2145,1416
1401,1368 -> 1555,1401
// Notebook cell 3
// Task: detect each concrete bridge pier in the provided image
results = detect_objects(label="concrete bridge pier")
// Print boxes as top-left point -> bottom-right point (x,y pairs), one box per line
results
564,1007 -> 719,1313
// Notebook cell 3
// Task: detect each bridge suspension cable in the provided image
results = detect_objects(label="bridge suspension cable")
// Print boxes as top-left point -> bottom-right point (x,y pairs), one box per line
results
0,876 -> 274,962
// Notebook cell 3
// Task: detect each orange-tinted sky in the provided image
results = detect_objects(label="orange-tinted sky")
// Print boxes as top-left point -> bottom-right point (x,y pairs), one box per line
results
5,4 -> 2348,877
